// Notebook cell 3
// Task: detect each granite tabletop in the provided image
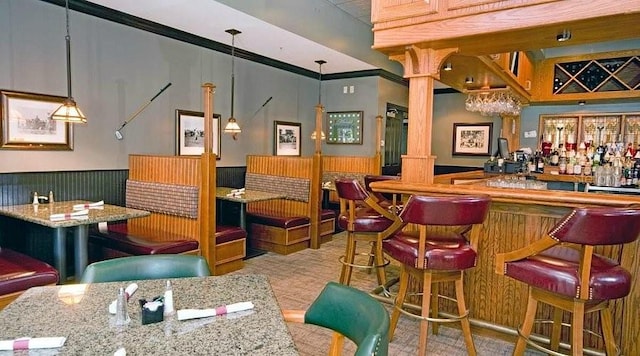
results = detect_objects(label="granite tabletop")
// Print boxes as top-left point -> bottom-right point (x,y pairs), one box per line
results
0,275 -> 299,355
0,200 -> 150,228
215,188 -> 285,204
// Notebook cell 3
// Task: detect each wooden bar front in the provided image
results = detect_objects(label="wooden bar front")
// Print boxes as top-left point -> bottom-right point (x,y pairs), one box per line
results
370,179 -> 640,355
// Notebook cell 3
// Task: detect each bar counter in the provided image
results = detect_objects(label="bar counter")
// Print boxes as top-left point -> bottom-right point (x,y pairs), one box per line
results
370,178 -> 640,355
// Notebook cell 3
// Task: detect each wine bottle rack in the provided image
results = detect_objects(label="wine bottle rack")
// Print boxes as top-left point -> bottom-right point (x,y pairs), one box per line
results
553,56 -> 640,94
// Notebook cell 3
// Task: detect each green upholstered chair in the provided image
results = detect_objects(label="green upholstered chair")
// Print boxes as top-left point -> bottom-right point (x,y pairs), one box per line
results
283,281 -> 389,356
80,255 -> 211,283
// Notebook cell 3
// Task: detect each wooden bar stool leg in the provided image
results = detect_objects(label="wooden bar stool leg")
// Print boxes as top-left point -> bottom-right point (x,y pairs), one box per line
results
455,275 -> 476,356
514,289 -> 538,356
571,302 -> 585,356
550,307 -> 563,352
419,272 -> 434,356
599,306 -> 617,356
340,234 -> 357,285
430,283 -> 440,335
389,267 -> 409,340
373,240 -> 386,286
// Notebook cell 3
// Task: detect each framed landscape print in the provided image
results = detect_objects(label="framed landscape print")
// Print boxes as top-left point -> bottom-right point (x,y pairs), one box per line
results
326,111 -> 363,144
274,121 -> 301,156
176,109 -> 221,158
452,122 -> 493,156
0,90 -> 73,150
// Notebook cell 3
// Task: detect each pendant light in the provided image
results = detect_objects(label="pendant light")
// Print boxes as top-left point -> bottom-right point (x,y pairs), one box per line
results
50,0 -> 87,123
311,60 -> 326,140
223,29 -> 242,140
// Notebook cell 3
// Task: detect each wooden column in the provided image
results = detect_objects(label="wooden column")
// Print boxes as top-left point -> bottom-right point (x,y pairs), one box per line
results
310,104 -> 324,249
391,46 -> 457,183
200,82 -> 217,274
500,114 -> 521,152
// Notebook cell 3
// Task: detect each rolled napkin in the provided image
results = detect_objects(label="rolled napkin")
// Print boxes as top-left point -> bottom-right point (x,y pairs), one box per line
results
0,337 -> 66,350
49,209 -> 89,221
108,283 -> 138,314
177,301 -> 254,321
73,200 -> 104,210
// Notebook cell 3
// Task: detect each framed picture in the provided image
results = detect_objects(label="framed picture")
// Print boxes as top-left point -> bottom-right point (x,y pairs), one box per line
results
175,109 -> 221,158
327,111 -> 363,144
0,90 -> 73,150
452,122 -> 493,156
274,121 -> 301,156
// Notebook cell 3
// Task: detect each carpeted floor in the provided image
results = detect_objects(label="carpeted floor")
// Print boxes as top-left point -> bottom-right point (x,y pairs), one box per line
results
230,232 -> 544,355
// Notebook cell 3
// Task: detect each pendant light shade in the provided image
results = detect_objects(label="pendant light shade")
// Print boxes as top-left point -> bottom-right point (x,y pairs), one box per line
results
50,0 -> 87,123
311,59 -> 326,140
224,29 -> 241,139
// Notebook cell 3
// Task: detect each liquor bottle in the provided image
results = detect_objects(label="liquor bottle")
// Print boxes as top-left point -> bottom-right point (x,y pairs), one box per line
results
536,151 -> 545,173
558,151 -> 567,174
550,147 -> 559,166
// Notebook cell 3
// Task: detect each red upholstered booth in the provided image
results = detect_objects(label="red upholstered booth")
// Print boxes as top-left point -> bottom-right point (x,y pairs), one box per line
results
0,247 -> 59,310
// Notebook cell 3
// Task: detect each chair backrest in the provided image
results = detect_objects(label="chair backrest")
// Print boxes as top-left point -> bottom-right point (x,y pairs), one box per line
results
549,206 -> 640,245
80,255 -> 211,283
399,194 -> 491,226
334,178 -> 369,201
305,282 -> 390,356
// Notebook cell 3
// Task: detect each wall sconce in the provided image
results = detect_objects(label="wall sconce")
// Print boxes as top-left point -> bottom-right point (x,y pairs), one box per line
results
556,29 -> 572,42
310,130 -> 325,140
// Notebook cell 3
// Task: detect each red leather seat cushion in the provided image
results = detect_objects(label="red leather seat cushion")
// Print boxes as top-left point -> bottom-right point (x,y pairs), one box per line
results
321,209 -> 336,220
505,246 -> 631,300
89,224 -> 199,255
338,207 -> 395,232
0,248 -> 59,295
247,213 -> 310,228
215,225 -> 247,244
382,230 -> 476,270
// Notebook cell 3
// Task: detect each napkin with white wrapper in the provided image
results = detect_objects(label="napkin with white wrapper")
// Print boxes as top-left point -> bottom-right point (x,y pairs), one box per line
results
0,337 -> 66,350
73,200 -> 104,210
226,188 -> 245,197
108,283 -> 138,314
177,301 -> 254,321
49,209 -> 89,221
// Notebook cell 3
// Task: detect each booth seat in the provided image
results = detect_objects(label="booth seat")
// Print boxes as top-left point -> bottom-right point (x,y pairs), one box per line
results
247,212 -> 310,255
0,247 -> 59,310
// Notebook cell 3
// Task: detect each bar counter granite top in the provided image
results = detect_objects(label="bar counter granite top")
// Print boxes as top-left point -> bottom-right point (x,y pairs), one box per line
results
0,275 -> 298,355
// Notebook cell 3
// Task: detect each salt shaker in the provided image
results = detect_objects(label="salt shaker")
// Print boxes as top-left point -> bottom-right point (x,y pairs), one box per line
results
32,192 -> 39,205
114,287 -> 130,326
48,191 -> 54,203
163,280 -> 174,316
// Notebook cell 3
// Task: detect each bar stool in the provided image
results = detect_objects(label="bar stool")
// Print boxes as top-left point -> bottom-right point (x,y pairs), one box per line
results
382,194 -> 490,356
334,178 -> 402,287
496,206 -> 640,356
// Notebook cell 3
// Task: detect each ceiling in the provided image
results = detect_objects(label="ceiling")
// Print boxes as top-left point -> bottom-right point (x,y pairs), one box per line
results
84,0 -> 638,95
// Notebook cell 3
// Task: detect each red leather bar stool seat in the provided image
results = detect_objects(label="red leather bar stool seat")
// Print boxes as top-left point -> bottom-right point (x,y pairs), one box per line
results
496,206 -> 640,356
382,194 -> 490,356
334,178 -> 402,287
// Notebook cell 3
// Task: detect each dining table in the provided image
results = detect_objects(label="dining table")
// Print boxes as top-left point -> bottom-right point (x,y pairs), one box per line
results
0,200 -> 150,283
0,274 -> 298,355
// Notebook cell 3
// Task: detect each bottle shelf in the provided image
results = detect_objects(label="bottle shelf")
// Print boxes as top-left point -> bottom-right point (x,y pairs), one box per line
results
553,56 -> 640,94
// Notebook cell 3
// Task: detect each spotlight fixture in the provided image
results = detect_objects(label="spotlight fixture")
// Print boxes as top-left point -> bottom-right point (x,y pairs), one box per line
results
578,100 -> 586,105
443,62 -> 453,71
556,29 -> 572,42
465,77 -> 474,84
223,28 -> 242,140
50,0 -> 87,123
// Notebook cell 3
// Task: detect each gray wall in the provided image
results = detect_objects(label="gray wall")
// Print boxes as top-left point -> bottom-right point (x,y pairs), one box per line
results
1,0 -> 400,173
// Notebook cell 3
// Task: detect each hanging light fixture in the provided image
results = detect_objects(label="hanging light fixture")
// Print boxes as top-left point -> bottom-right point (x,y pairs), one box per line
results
223,29 -> 242,140
50,0 -> 87,123
311,59 -> 326,140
